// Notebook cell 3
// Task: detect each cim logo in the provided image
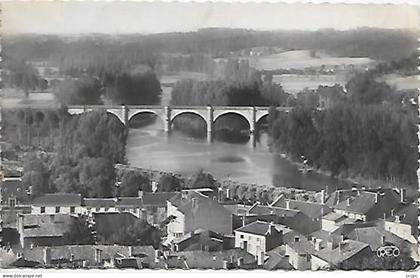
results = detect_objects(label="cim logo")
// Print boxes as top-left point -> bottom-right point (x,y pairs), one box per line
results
376,245 -> 400,257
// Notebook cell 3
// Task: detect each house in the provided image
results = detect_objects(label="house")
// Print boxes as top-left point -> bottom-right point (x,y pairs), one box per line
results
234,220 -> 284,265
0,177 -> 29,207
344,224 -> 419,261
270,195 -> 332,220
166,191 -> 233,242
247,204 -> 313,235
326,188 -> 402,221
30,193 -> 83,215
142,192 -> 179,226
170,229 -> 233,252
83,198 -> 118,214
310,239 -> 371,270
17,213 -> 74,248
321,212 -> 358,232
116,197 -> 143,217
383,203 -> 418,243
285,237 -> 315,270
13,245 -> 157,269
263,246 -> 293,270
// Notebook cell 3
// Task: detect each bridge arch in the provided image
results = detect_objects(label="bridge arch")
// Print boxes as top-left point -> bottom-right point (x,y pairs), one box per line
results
128,109 -> 165,124
170,110 -> 209,130
255,111 -> 270,124
106,110 -> 126,125
213,111 -> 253,130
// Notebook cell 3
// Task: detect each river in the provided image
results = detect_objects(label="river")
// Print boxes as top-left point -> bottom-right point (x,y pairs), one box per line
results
126,124 -> 353,192
126,83 -> 352,192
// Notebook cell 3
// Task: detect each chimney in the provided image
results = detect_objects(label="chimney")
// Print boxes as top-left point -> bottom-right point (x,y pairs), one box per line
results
223,260 -> 229,270
391,209 -> 395,216
286,200 -> 290,210
226,188 -> 231,199
128,246 -> 133,257
314,239 -> 321,251
374,193 -> 379,204
320,190 -> 325,205
268,222 -> 276,235
400,188 -> 405,203
94,248 -> 102,264
336,191 -> 341,205
140,208 -> 147,221
242,216 -> 246,227
257,252 -> 264,266
154,250 -> 160,263
43,247 -> 51,265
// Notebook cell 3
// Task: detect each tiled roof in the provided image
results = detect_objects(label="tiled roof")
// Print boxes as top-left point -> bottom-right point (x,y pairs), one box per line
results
169,191 -> 226,216
328,189 -> 402,215
287,239 -> 316,255
271,199 -> 331,219
143,192 -> 179,206
386,203 -> 419,225
117,197 -> 143,207
172,249 -> 256,269
21,213 -> 74,238
347,226 -> 407,250
21,245 -> 156,266
31,193 -> 81,206
322,212 -> 347,222
313,239 -> 369,266
264,246 -> 293,270
83,198 -> 116,207
235,220 -> 279,236
247,205 -> 300,217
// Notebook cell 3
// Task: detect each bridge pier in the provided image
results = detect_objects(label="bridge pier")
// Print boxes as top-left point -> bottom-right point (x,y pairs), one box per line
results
207,106 -> 214,144
163,106 -> 171,135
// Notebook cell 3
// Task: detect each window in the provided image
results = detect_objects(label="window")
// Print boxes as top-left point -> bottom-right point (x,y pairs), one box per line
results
240,234 -> 244,239
40,207 -> 45,213
55,206 -> 60,213
70,207 -> 75,214
9,198 -> 16,208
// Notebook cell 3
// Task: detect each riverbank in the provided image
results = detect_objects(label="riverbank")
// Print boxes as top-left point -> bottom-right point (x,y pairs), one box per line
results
272,145 -> 417,196
115,163 -> 318,205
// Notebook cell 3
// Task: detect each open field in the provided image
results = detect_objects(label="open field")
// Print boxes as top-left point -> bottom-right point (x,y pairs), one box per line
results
1,89 -> 57,108
378,74 -> 420,91
160,71 -> 210,85
247,50 -> 375,70
272,74 -> 346,95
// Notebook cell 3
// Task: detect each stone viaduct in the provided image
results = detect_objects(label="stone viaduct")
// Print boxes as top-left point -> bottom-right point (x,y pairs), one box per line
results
67,105 -> 292,146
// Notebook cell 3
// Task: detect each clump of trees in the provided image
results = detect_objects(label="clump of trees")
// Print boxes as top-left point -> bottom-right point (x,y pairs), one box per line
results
118,170 -> 152,197
63,216 -> 95,245
100,220 -> 161,248
53,77 -> 103,105
170,68 -> 291,107
17,111 -> 128,198
269,73 -> 418,187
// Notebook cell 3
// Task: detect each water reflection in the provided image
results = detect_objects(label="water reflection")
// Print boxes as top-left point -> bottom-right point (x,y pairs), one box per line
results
126,122 -> 353,191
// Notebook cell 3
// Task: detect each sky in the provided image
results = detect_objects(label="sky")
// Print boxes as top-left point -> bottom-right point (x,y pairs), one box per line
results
2,1 -> 419,34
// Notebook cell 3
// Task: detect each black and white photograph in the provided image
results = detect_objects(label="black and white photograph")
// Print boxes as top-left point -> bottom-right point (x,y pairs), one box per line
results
0,1 -> 419,274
